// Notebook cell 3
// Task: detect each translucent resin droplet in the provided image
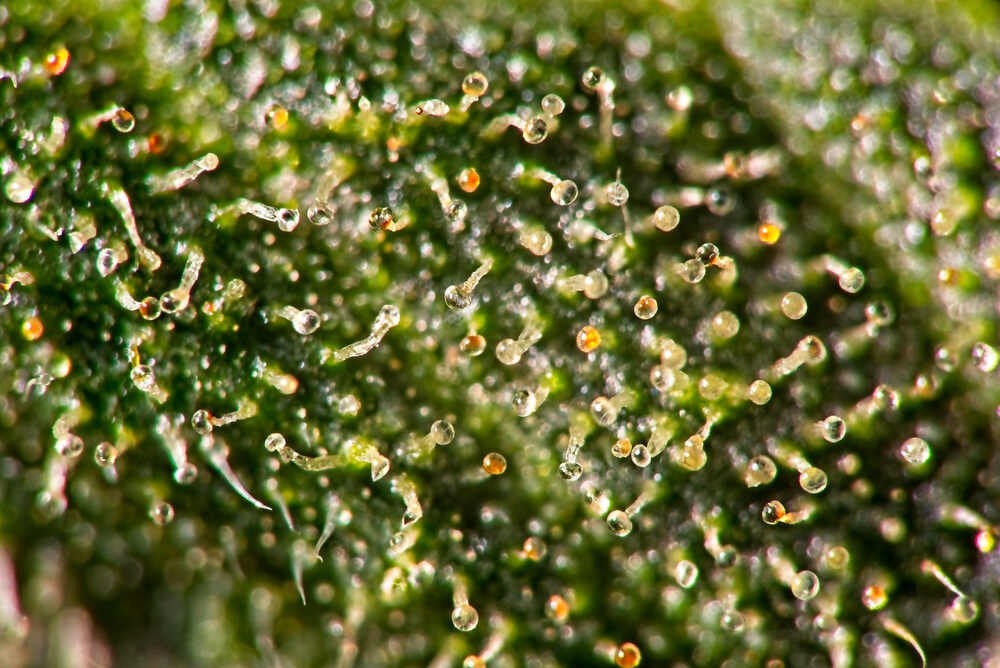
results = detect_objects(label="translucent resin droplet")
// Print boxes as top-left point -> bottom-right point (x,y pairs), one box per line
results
607,510 -> 633,537
550,180 -> 578,206
430,420 -> 455,445
293,309 -> 321,335
451,604 -> 479,631
791,570 -> 820,600
150,501 -> 175,525
652,205 -> 679,232
900,437 -> 930,465
762,500 -> 786,525
634,296 -> 657,320
112,108 -> 136,133
744,455 -> 777,487
799,467 -> 828,494
820,416 -> 846,443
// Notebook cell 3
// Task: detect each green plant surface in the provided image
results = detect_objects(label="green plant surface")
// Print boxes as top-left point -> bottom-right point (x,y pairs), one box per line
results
2,0 -> 1000,666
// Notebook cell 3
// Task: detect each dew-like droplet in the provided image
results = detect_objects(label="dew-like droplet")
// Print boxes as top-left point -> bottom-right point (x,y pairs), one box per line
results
696,243 -> 719,266
277,208 -> 299,232
21,317 -> 44,341
307,202 -> 336,226
838,267 -> 865,293
150,501 -> 175,525
459,334 -> 486,357
715,544 -> 739,568
710,311 -> 739,339
444,284 -> 472,310
139,296 -> 162,321
415,99 -> 450,116
652,205 -> 679,232
607,510 -> 633,537
541,93 -> 565,116
292,309 -> 321,335
174,462 -> 198,485
334,395 -> 360,417
606,180 -> 629,206
111,108 -> 136,133
825,546 -> 849,570
482,452 -> 507,475
951,596 -> 979,623
976,530 -> 995,553
512,389 -> 537,417
94,442 -> 118,467
935,345 -> 957,372
550,179 -> 578,206
820,416 -> 846,443
583,270 -> 609,299
747,379 -> 772,405
799,466 -> 828,494
865,300 -> 894,326
4,172 -> 34,203
799,335 -> 827,363
674,559 -> 698,588
44,47 -> 70,75
546,594 -> 569,622
444,199 -> 468,224
673,443 -> 707,471
705,188 -> 734,215
130,364 -> 155,392
265,433 -> 286,452
581,66 -> 605,91
522,115 -> 549,144
370,456 -> 390,481
520,226 -> 552,255
461,71 -> 489,97
457,168 -> 480,193
721,610 -> 745,632
576,325 -> 601,353
55,435 -> 84,458
523,536 -> 547,560
758,222 -> 781,244
744,455 -> 777,487
191,409 -> 213,436
495,338 -> 522,365
379,304 -> 401,328
612,439 -> 632,458
369,206 -> 394,230
649,365 -> 677,392
762,500 -> 786,525
633,295 -> 657,320
660,340 -> 687,368
97,248 -> 120,276
147,132 -> 166,154
698,374 -> 727,400
678,258 -> 706,284
900,437 -> 930,465
781,292 -> 808,320
666,85 -> 693,110
630,444 -> 651,468
430,420 -> 455,445
451,604 -> 479,631
160,289 -> 188,314
791,570 -> 820,600
971,342 -> 999,372
266,104 -> 289,130
559,461 -> 582,481
862,585 -> 887,610
590,396 -> 617,427
615,642 -> 641,668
